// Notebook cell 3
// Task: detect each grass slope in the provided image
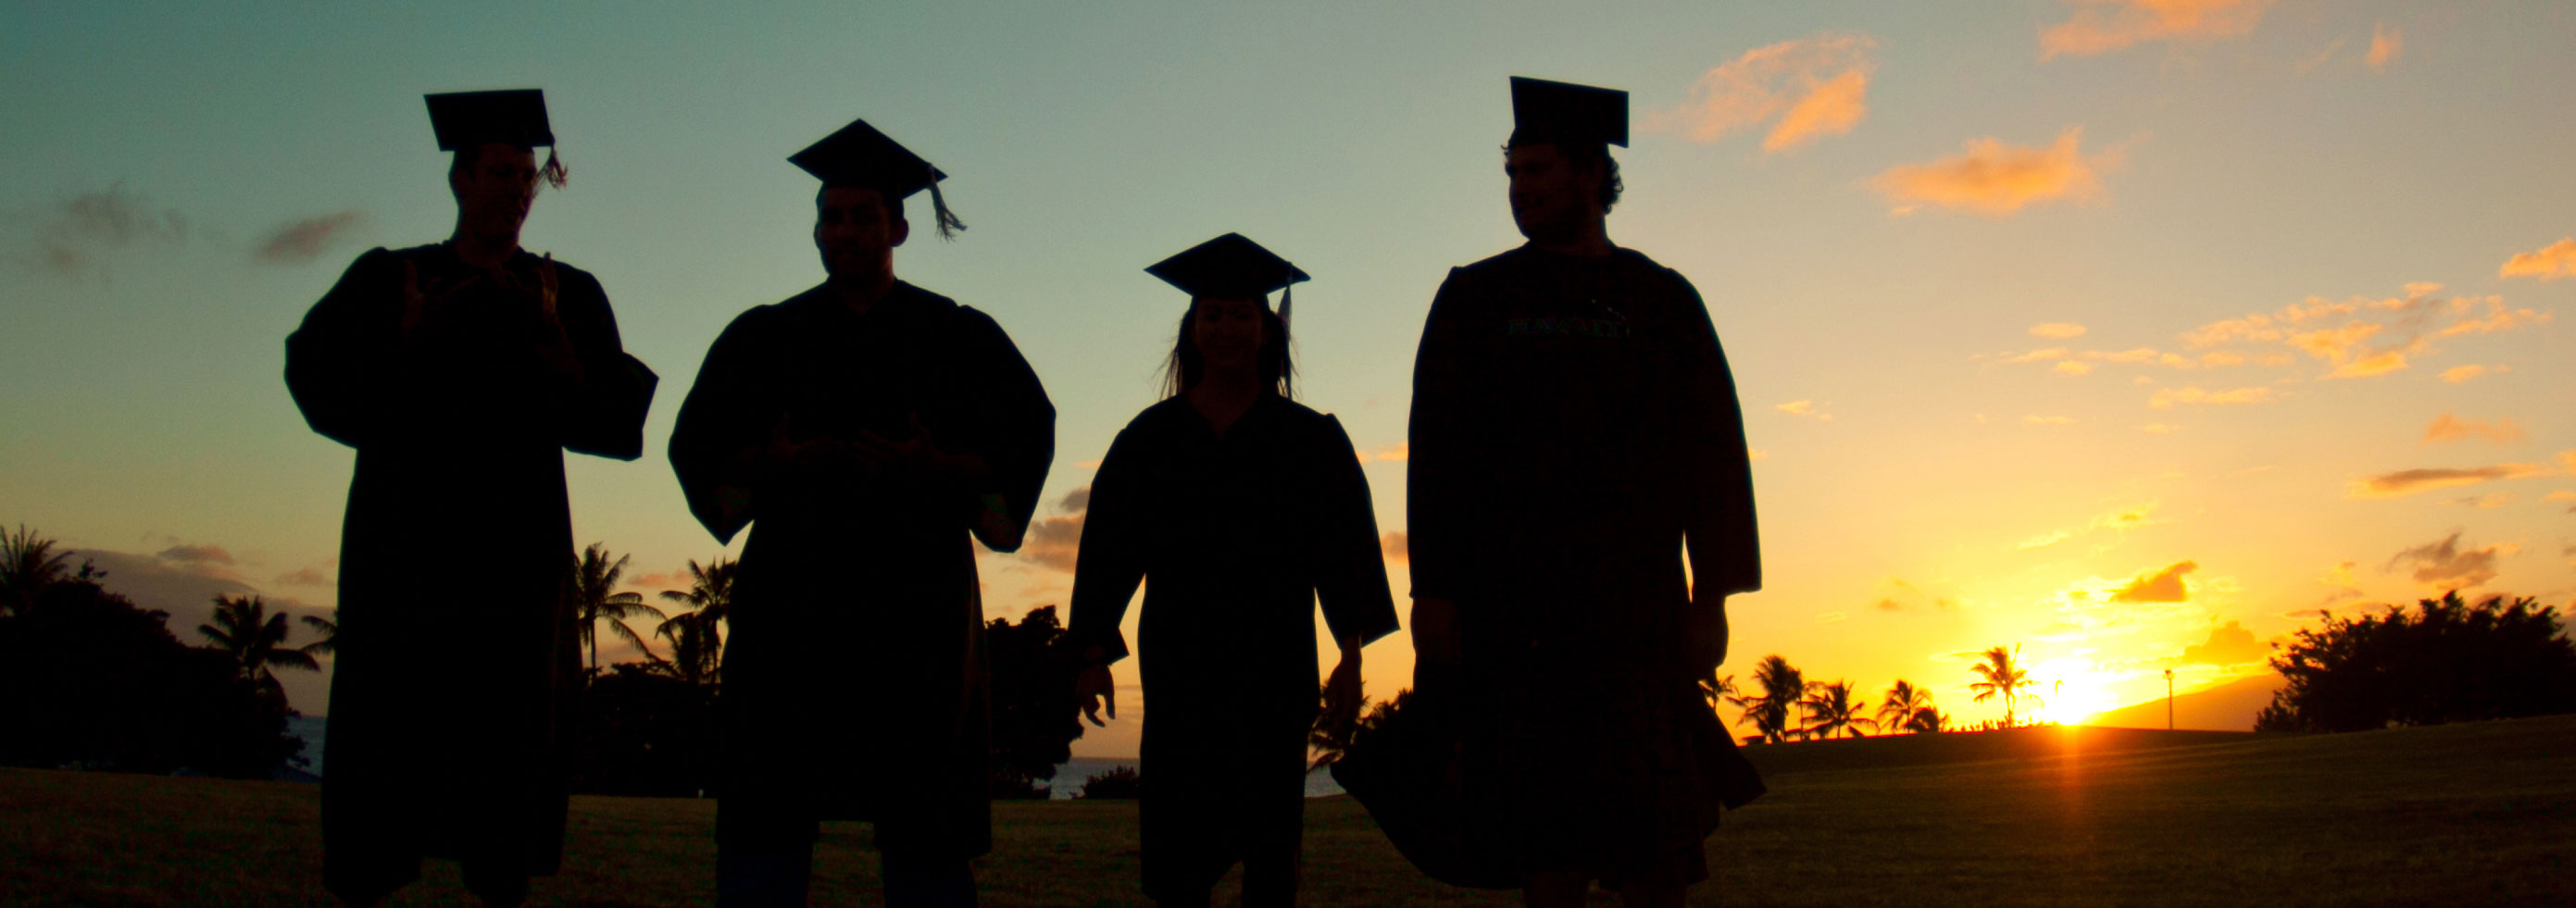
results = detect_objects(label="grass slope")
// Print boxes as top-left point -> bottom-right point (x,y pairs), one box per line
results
5,716 -> 2570,906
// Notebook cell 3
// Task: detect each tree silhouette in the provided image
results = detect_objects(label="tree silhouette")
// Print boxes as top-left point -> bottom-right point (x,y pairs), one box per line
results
197,595 -> 318,700
569,543 -> 664,673
985,605 -> 1084,798
1701,671 -> 1739,709
1,524 -> 80,616
653,558 -> 734,686
1903,705 -> 1948,734
1877,678 -> 1937,735
2257,591 -> 2576,732
1968,644 -> 2043,728
1731,654 -> 1811,743
298,610 -> 337,659
1801,679 -> 1876,740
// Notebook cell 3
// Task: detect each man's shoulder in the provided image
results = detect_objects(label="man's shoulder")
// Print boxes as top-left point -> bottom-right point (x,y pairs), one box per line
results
1450,245 -> 1535,280
1611,246 -> 1697,292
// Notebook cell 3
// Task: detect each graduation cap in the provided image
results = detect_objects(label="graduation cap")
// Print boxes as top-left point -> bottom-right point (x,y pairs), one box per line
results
1507,76 -> 1629,149
1145,232 -> 1310,328
424,89 -> 567,188
790,118 -> 967,240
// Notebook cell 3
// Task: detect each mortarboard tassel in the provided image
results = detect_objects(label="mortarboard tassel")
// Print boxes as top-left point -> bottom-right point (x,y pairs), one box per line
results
541,147 -> 569,190
926,162 -> 966,241
1277,280 -> 1293,331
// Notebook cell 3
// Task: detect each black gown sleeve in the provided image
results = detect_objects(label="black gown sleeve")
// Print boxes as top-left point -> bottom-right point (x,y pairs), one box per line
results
1670,276 -> 1761,600
552,267 -> 657,461
1405,268 -> 1476,602
667,314 -> 779,544
1313,415 -> 1402,647
284,248 -> 406,449
1064,423 -> 1149,664
950,308 -> 1056,553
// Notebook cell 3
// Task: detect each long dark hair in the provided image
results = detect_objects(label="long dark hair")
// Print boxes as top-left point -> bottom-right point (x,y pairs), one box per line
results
1161,297 -> 1294,400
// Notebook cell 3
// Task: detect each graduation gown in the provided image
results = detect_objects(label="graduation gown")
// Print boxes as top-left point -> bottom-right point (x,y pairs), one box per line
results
1067,393 -> 1401,897
285,243 -> 657,900
1406,243 -> 1758,885
666,280 -> 1053,859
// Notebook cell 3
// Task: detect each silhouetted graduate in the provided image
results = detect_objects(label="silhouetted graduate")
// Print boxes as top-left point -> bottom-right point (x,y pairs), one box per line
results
1067,235 -> 1399,908
1402,77 -> 1761,908
666,118 -> 1053,908
284,89 -> 657,907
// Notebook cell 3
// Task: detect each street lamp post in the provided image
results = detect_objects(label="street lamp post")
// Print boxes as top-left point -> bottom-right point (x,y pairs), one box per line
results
2163,668 -> 2175,730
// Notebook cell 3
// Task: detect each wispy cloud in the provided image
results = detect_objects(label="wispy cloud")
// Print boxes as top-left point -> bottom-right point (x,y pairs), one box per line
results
2500,238 -> 2576,280
2439,364 -> 2497,384
2030,322 -> 2088,339
2387,531 -> 2512,591
254,211 -> 364,265
2345,463 -> 2550,500
2544,490 -> 2576,513
1775,400 -> 1832,421
2019,503 -> 2165,550
1871,128 -> 2120,217
1358,442 -> 1409,463
2422,414 -> 2526,444
2148,385 -> 2275,409
1650,33 -> 1879,154
2366,22 -> 2404,72
2040,0 -> 2273,60
1380,530 -> 1408,562
28,183 -> 189,278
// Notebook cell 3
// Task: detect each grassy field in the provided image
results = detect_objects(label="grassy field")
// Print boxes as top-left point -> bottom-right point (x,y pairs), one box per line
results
5,715 -> 2571,906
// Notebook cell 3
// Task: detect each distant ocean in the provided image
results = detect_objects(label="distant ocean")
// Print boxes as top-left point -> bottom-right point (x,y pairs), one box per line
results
284,718 -> 1348,800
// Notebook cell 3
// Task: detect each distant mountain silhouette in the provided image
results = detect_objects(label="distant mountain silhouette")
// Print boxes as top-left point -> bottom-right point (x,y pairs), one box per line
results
2088,673 -> 2285,731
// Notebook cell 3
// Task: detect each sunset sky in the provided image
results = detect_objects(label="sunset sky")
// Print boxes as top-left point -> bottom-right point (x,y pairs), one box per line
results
4,0 -> 2570,757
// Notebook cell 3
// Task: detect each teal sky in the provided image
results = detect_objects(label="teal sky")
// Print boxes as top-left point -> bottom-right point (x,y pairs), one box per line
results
6,1 -> 2572,754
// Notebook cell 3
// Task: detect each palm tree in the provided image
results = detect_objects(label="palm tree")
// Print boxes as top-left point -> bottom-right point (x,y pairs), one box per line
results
1801,679 -> 1877,740
1878,679 -> 1938,735
198,594 -> 319,697
1968,644 -> 2045,728
1700,672 -> 1739,709
569,543 -> 665,672
1,524 -> 79,615
1730,654 -> 1811,743
1904,706 -> 1949,734
655,557 -> 735,685
299,610 -> 339,658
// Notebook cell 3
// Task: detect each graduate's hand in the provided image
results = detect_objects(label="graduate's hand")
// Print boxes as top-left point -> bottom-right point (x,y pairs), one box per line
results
531,311 -> 584,382
1411,597 -> 1460,670
1686,594 -> 1731,675
1073,663 -> 1117,727
1321,648 -> 1364,741
851,415 -> 957,482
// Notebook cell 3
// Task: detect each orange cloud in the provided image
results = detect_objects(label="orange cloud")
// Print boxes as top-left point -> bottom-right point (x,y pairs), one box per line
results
2439,365 -> 2494,383
1359,442 -> 1409,463
2148,385 -> 2275,409
2054,361 -> 2095,376
2031,322 -> 2087,339
2501,238 -> 2576,280
1380,530 -> 1408,562
2366,22 -> 2403,72
2545,491 -> 2576,513
1653,33 -> 1878,153
1019,514 -> 1083,573
2422,415 -> 2527,444
1765,68 -> 1869,152
2179,619 -> 2268,665
2345,463 -> 2549,500
2436,297 -> 2551,337
2040,0 -> 2272,59
1871,128 -> 2116,217
156,543 -> 234,565
2110,560 -> 2197,603
2139,423 -> 2181,434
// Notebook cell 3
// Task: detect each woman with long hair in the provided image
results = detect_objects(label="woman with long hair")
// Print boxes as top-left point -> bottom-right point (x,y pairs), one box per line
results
1065,233 -> 1399,908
